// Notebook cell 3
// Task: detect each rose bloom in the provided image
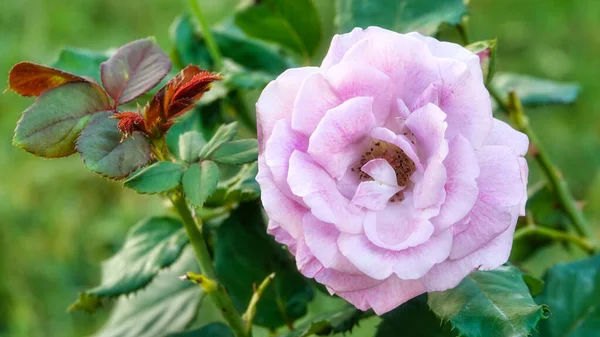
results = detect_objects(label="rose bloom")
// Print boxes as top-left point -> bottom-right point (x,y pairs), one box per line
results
255,27 -> 528,314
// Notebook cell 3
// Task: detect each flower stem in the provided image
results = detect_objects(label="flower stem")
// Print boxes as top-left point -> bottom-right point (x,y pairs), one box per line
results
488,86 -> 594,240
171,194 -> 248,337
188,0 -> 224,70
242,273 -> 275,335
514,225 -> 596,254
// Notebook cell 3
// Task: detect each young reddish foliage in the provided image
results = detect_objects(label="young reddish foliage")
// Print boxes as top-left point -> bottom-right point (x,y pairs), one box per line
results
8,62 -> 86,97
114,112 -> 148,139
144,65 -> 222,136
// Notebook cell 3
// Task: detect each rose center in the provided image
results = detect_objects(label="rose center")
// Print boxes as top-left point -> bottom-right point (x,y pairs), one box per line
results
354,140 -> 416,187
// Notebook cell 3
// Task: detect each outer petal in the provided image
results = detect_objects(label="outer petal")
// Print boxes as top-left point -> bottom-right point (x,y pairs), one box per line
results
407,32 -> 483,82
431,135 -> 480,233
422,205 -> 520,292
337,229 -> 452,280
287,151 -> 365,234
308,96 -> 376,179
303,214 -> 360,274
483,119 -> 529,156
435,58 -> 493,148
341,27 -> 441,107
256,157 -> 307,239
334,276 -> 425,315
321,28 -> 366,70
291,72 -> 342,136
264,120 -> 308,194
256,67 -> 318,149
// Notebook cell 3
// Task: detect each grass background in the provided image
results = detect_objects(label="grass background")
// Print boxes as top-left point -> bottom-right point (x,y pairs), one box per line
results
1,0 -> 599,336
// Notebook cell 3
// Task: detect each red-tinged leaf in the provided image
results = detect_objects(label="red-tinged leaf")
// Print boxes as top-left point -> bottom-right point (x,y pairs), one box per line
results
144,65 -> 221,135
100,38 -> 172,106
8,62 -> 87,97
13,82 -> 111,158
114,112 -> 147,138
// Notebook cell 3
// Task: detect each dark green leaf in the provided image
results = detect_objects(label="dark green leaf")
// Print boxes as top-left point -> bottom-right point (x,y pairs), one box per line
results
199,122 -> 238,159
101,38 -> 172,105
69,217 -> 187,313
212,139 -> 258,165
492,73 -> 581,106
179,131 -> 206,163
52,47 -> 110,84
428,265 -> 549,337
336,0 -> 467,35
536,254 -> 600,337
77,112 -> 152,179
171,14 -> 290,74
466,39 -> 497,84
93,247 -> 202,337
522,273 -> 545,298
235,0 -> 322,57
167,323 -> 234,337
14,82 -> 110,158
224,162 -> 260,203
214,202 -> 314,329
376,295 -> 455,337
182,161 -> 220,207
124,162 -> 185,194
283,306 -> 366,337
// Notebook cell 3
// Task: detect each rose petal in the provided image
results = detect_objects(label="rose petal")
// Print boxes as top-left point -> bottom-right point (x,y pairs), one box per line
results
308,96 -> 376,179
405,103 -> 448,161
483,119 -> 529,156
412,83 -> 440,111
351,181 -> 401,211
291,72 -> 342,136
264,120 -> 308,195
431,135 -> 480,232
371,127 -> 423,173
321,28 -> 366,70
288,151 -> 365,234
361,158 -> 399,186
257,67 -> 318,149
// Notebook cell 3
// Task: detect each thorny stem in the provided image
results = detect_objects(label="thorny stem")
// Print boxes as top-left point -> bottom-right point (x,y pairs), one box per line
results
242,273 -> 276,335
171,194 -> 248,337
188,0 -> 224,70
488,86 -> 594,242
514,225 -> 596,254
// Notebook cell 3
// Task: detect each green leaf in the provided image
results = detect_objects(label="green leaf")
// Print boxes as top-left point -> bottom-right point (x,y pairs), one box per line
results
212,139 -> 258,165
124,162 -> 185,194
522,273 -> 545,298
492,73 -> 581,106
224,162 -> 260,203
199,122 -> 238,159
101,38 -> 172,105
428,265 -> 549,337
93,247 -> 202,337
69,217 -> 187,313
536,254 -> 600,337
13,82 -> 110,158
171,14 -> 290,74
167,323 -> 234,337
283,306 -> 366,337
182,161 -> 220,207
214,202 -> 314,329
179,131 -> 206,163
466,39 -> 497,84
376,295 -> 455,337
52,47 -> 111,84
336,0 -> 467,35
235,0 -> 322,57
77,112 -> 152,179
166,103 -> 221,158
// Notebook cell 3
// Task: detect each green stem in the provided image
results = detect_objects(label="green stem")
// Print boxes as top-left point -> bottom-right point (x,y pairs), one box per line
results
489,87 -> 594,240
242,273 -> 275,336
188,0 -> 224,70
171,194 -> 248,337
514,225 -> 596,254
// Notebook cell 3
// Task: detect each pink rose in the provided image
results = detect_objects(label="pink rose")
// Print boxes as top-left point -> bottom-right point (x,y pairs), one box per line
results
255,27 -> 528,314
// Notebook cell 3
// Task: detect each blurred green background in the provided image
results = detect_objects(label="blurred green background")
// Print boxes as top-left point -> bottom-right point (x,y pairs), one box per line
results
1,0 -> 599,336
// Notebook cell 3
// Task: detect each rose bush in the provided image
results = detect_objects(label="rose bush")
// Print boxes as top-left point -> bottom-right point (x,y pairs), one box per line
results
256,27 -> 529,314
